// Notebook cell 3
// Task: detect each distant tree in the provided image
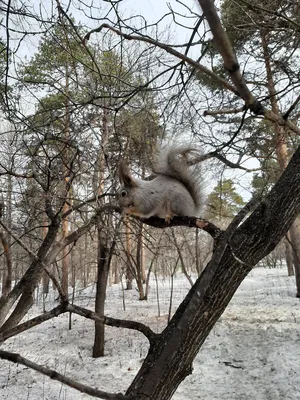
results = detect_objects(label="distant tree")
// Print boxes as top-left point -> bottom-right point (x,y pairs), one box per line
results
206,179 -> 245,221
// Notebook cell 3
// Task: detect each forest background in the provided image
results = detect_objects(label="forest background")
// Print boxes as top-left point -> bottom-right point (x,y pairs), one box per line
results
0,0 -> 300,399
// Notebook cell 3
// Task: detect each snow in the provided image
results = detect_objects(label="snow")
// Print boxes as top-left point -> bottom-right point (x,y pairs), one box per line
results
0,267 -> 300,399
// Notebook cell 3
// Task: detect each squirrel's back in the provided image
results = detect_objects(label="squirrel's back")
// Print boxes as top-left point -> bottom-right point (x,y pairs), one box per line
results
153,145 -> 204,213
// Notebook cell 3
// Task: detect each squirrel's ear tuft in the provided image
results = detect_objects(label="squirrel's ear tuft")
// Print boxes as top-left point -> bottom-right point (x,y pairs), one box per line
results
118,161 -> 137,187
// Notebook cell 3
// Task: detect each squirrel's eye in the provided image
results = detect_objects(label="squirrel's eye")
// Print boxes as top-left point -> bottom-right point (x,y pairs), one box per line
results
121,190 -> 127,197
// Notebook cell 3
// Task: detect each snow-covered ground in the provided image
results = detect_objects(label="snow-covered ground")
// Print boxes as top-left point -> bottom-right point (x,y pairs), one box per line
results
0,267 -> 299,399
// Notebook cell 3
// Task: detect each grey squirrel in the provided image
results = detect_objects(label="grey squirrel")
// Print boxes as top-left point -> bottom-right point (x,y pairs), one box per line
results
117,146 -> 203,222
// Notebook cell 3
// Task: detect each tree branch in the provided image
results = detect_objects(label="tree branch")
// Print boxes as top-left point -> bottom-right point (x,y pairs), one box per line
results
134,216 -> 222,240
0,305 -> 66,343
203,106 -> 245,116
0,349 -> 131,400
66,303 -> 158,344
191,151 -> 261,172
84,23 -> 239,96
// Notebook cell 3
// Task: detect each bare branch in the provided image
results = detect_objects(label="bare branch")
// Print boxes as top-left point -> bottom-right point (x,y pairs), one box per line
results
191,151 -> 261,172
0,349 -> 131,400
84,23 -> 239,95
204,106 -> 245,116
136,216 -> 222,240
66,304 -> 158,344
0,305 -> 66,343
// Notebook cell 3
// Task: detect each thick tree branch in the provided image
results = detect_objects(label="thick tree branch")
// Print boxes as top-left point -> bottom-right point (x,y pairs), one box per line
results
196,0 -> 260,109
0,349 -> 131,400
135,216 -> 222,240
0,305 -> 66,343
203,106 -> 245,116
66,303 -> 158,344
0,300 -> 158,345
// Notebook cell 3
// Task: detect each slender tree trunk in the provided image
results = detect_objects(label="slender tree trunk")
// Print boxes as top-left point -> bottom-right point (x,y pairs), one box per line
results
42,212 -> 50,297
136,222 -> 146,300
171,230 -> 193,287
92,234 -> 109,357
141,225 -> 146,283
0,233 -> 12,297
1,172 -> 12,297
284,233 -> 295,276
288,221 -> 300,296
61,67 -> 71,297
92,105 -> 112,357
125,218 -> 133,290
195,228 -> 202,275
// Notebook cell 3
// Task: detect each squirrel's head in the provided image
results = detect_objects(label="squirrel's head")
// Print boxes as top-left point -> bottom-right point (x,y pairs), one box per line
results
117,161 -> 138,208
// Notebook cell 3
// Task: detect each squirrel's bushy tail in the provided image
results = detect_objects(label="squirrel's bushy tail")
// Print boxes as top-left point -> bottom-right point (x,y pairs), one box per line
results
153,145 -> 204,212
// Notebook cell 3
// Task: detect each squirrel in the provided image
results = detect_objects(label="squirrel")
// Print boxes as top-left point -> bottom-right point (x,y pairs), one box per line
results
117,146 -> 203,222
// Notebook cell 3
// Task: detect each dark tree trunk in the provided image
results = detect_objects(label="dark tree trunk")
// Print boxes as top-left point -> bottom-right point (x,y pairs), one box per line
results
93,229 -> 116,357
136,222 -> 146,300
284,233 -> 295,276
92,231 -> 109,358
1,233 -> 12,297
288,220 -> 300,297
125,142 -> 300,399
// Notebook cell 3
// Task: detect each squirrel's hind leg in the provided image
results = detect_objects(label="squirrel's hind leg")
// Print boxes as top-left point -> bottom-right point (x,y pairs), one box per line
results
164,199 -> 176,224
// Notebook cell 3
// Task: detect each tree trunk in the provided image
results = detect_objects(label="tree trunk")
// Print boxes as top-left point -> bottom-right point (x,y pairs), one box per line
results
284,233 -> 295,276
126,141 -> 300,399
92,104 -> 112,356
92,232 -> 109,357
136,222 -> 146,300
61,66 -> 71,298
261,30 -> 300,287
1,233 -> 12,297
42,213 -> 50,297
125,218 -> 133,290
288,220 -> 300,296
